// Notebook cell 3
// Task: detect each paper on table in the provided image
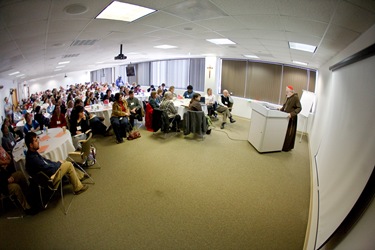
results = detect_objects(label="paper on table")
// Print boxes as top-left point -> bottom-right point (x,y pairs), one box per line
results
39,135 -> 51,141
54,131 -> 65,138
37,145 -> 49,153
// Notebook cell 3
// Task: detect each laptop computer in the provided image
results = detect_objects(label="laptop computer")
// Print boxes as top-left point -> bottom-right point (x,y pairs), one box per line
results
199,96 -> 205,104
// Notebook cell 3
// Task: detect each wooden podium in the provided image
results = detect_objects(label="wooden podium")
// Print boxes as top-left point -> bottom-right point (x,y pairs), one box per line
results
248,102 -> 289,153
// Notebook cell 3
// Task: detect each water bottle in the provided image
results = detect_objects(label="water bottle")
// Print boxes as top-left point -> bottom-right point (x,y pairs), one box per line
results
43,126 -> 46,134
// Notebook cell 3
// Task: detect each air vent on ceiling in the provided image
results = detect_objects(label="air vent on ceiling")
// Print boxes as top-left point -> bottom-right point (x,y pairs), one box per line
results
70,40 -> 97,46
62,54 -> 80,58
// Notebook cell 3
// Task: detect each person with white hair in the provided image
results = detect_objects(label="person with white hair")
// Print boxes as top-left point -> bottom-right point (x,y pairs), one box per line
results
217,89 -> 236,129
279,85 -> 302,151
160,91 -> 181,132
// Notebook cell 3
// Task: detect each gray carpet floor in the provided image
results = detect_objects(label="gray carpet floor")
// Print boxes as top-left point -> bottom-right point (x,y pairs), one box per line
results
0,116 -> 310,250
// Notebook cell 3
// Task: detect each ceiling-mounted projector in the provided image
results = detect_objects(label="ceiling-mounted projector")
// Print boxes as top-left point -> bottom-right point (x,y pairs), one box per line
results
115,44 -> 127,60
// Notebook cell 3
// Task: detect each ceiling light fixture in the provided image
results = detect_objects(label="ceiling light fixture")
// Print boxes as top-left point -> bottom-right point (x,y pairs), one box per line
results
243,54 -> 259,59
289,42 -> 317,53
56,65 -> 65,68
206,38 -> 236,45
16,74 -> 25,77
96,1 -> 156,22
58,61 -> 70,65
292,60 -> 308,66
54,69 -> 62,71
8,71 -> 20,76
154,45 -> 177,49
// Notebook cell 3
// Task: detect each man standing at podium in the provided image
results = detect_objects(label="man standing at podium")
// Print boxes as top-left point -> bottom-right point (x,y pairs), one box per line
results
280,85 -> 301,151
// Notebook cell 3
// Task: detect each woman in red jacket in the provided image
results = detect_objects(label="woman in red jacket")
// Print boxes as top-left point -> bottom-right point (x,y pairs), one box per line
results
49,105 -> 67,128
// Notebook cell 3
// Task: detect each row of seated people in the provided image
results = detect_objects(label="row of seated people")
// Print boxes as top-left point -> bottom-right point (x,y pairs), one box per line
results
146,88 -> 236,132
0,132 -> 90,216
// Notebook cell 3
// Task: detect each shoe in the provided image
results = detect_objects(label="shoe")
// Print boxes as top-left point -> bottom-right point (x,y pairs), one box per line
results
220,122 -> 226,129
80,173 -> 91,181
75,185 -> 89,195
230,117 -> 236,123
116,139 -> 124,144
206,129 -> 211,135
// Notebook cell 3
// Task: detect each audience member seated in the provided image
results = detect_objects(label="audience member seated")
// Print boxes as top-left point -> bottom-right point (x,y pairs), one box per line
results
84,92 -> 98,106
147,84 -> 155,92
126,90 -> 143,128
45,98 -> 55,115
23,113 -> 41,134
148,91 -> 160,109
205,88 -> 217,119
3,118 -> 23,140
24,132 -> 89,196
49,105 -> 67,128
168,86 -> 177,99
71,99 -> 108,136
188,93 -> 212,134
217,89 -> 236,129
156,89 -> 163,103
160,91 -> 181,132
1,124 -> 17,153
102,89 -> 115,103
69,106 -> 90,149
110,93 -> 130,144
34,106 -> 50,130
0,145 -> 38,215
13,106 -> 24,123
183,85 -> 194,99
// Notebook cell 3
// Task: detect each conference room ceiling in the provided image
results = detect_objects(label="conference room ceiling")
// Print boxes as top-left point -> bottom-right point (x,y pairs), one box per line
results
0,0 -> 374,82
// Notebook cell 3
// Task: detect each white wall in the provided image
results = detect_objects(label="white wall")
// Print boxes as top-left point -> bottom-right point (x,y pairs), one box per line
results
27,70 -> 90,95
305,24 -> 375,250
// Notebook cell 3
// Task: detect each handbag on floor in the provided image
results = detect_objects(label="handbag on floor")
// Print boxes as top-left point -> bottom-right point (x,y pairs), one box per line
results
127,129 -> 141,140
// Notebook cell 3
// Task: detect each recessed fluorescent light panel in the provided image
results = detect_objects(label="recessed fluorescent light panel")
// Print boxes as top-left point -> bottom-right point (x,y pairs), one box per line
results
54,69 -> 62,71
154,45 -> 177,49
293,60 -> 308,66
16,74 -> 25,77
58,61 -> 70,65
96,1 -> 156,22
9,71 -> 20,76
289,42 -> 316,53
243,54 -> 259,59
56,65 -> 65,68
206,38 -> 236,45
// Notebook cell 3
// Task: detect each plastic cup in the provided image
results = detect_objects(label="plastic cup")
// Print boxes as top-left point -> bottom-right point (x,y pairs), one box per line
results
62,126 -> 66,133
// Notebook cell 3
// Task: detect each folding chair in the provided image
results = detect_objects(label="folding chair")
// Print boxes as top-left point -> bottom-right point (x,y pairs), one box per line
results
68,132 -> 101,177
0,193 -> 24,219
30,169 -> 73,215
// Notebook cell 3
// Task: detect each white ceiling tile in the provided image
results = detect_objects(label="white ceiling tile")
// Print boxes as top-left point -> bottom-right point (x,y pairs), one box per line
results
8,21 -> 46,40
134,11 -> 188,28
195,16 -> 246,32
281,16 -> 328,38
278,0 -> 338,23
212,0 -> 280,15
0,1 -> 50,27
235,14 -> 283,30
334,1 -> 375,32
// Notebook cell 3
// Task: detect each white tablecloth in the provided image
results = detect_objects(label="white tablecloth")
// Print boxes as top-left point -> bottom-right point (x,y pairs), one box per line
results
173,99 -> 207,119
85,105 -> 112,128
12,127 -> 75,178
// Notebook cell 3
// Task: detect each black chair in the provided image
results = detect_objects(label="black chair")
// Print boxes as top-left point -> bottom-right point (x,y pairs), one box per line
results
0,193 -> 24,219
30,169 -> 73,215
